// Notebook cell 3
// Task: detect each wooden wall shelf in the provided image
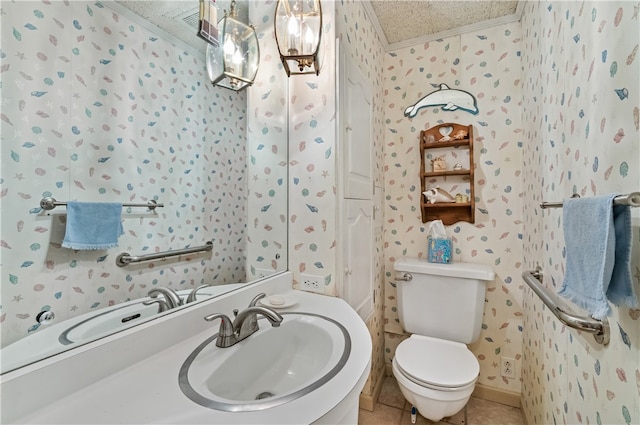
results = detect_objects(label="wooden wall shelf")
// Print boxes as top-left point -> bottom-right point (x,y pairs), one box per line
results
423,170 -> 471,178
419,123 -> 475,225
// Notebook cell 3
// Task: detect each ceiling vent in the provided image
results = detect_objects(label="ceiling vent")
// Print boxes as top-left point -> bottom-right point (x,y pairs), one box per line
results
178,7 -> 200,30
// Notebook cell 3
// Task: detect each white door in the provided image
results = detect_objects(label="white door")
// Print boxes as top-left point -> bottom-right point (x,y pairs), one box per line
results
342,51 -> 372,200
344,199 -> 373,321
338,40 -> 375,321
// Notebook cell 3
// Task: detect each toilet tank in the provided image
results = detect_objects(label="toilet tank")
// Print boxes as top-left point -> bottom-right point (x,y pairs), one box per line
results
394,257 -> 495,344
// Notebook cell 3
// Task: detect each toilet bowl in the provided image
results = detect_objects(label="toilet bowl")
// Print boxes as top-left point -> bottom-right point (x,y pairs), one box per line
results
392,258 -> 494,422
392,335 -> 479,422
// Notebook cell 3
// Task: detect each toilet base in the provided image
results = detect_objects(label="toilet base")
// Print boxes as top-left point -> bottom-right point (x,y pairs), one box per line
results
392,358 -> 475,422
396,384 -> 469,422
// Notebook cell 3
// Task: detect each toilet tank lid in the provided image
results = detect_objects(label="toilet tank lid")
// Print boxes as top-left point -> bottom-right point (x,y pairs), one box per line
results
394,257 -> 495,281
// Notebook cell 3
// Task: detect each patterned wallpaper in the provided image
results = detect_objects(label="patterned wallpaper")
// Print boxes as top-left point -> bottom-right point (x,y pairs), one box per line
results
382,22 -> 525,395
520,1 -> 640,424
3,3 -> 638,422
287,1 -> 338,294
0,1 -> 250,348
245,1 -> 289,279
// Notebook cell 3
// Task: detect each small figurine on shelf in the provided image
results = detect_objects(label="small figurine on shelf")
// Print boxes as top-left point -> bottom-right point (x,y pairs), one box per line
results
431,156 -> 447,172
455,193 -> 469,203
437,125 -> 453,142
452,129 -> 468,140
453,163 -> 464,171
423,187 -> 455,204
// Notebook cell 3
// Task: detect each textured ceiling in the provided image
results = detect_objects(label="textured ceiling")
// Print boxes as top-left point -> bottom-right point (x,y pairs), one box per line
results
112,1 -> 522,52
368,1 -> 520,46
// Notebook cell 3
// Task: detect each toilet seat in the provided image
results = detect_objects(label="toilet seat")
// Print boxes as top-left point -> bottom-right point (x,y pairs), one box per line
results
395,335 -> 479,389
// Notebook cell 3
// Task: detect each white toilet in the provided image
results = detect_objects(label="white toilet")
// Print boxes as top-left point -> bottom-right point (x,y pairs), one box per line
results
392,257 -> 495,422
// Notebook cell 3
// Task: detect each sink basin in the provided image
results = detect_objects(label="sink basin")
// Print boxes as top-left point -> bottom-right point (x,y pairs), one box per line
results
57,285 -> 245,346
58,301 -> 159,345
179,312 -> 351,412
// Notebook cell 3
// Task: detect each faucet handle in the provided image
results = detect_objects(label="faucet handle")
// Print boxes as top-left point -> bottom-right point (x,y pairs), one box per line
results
186,284 -> 211,303
249,293 -> 266,307
204,313 -> 236,348
244,294 -> 267,334
143,298 -> 169,313
204,313 -> 234,334
146,287 -> 182,309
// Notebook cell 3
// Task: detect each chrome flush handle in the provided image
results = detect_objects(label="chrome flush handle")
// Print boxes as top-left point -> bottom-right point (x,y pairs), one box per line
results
390,272 -> 412,287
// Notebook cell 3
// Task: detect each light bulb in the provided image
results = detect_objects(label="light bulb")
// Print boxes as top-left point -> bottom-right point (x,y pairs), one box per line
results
287,14 -> 300,53
303,22 -> 315,53
287,14 -> 300,36
232,49 -> 243,69
223,35 -> 236,57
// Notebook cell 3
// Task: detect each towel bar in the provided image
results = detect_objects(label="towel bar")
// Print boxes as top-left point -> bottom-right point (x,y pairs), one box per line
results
40,197 -> 163,211
522,269 -> 610,345
116,241 -> 213,267
540,191 -> 640,209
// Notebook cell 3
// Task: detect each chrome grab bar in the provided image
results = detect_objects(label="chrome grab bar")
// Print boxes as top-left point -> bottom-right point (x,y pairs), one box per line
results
40,196 -> 163,211
540,191 -> 640,209
522,269 -> 609,345
116,241 -> 213,267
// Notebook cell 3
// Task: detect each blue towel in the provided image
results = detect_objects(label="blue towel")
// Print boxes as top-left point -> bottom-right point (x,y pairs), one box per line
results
62,202 -> 124,250
558,194 -> 637,319
607,202 -> 638,309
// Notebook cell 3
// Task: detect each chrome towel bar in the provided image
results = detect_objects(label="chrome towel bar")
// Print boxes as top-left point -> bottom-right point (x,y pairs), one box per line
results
522,269 -> 610,345
540,191 -> 640,209
40,196 -> 163,211
116,241 -> 213,267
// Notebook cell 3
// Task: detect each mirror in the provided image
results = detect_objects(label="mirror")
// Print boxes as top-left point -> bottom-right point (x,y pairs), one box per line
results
0,0 -> 288,374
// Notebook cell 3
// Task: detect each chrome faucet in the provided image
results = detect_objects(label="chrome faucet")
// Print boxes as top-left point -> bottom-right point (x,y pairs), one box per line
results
203,313 -> 236,347
142,298 -> 170,313
237,293 -> 267,335
186,284 -> 211,303
204,293 -> 283,348
143,287 -> 183,310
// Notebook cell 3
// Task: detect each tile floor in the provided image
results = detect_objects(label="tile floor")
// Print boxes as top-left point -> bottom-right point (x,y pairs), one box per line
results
358,377 -> 524,425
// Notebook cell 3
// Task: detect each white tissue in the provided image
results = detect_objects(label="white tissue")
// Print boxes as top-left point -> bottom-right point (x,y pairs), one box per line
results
427,220 -> 447,239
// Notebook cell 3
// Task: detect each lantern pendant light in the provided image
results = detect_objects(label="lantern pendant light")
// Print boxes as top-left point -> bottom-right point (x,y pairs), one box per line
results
206,0 -> 259,91
274,0 -> 322,76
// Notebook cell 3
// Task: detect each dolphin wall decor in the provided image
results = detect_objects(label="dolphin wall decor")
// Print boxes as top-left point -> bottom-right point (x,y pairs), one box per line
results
404,83 -> 479,117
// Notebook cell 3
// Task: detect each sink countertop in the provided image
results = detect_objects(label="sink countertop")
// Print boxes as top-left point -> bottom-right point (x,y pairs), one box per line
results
11,288 -> 372,424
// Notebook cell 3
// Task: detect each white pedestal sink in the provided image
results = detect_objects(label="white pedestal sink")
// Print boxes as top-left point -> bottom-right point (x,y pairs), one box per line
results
180,313 -> 350,411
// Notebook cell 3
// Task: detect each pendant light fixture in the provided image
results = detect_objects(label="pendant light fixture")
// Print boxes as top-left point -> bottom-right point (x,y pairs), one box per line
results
274,0 -> 322,76
206,0 -> 259,91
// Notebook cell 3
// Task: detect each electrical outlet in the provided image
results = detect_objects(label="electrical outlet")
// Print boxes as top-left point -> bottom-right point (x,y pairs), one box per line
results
501,357 -> 516,379
300,273 -> 324,293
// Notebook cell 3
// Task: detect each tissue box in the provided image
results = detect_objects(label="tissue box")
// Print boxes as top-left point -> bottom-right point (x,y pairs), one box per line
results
428,237 -> 452,264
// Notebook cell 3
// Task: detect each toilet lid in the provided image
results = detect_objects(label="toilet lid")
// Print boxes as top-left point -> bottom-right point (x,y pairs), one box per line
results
395,335 -> 479,388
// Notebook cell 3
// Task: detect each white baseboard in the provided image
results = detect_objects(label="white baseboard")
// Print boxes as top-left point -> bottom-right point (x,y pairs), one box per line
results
359,370 -> 386,412
471,383 -> 521,408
